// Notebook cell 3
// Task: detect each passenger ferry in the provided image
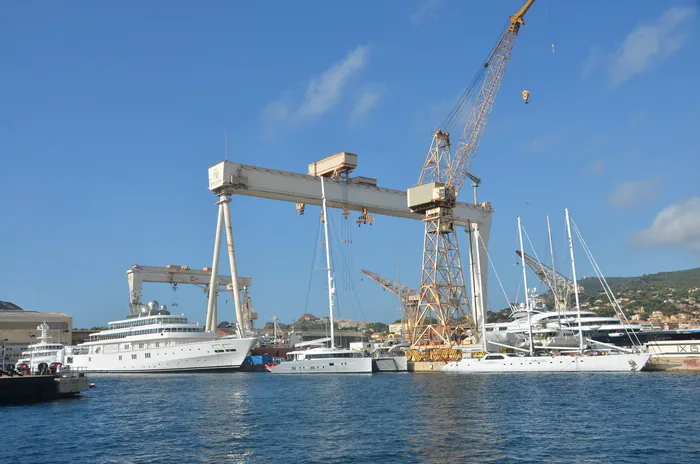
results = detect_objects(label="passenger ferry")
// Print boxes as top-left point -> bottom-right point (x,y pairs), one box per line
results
63,301 -> 258,373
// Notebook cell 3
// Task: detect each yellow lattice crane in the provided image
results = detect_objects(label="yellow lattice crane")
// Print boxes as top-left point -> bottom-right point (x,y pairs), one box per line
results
407,0 -> 536,357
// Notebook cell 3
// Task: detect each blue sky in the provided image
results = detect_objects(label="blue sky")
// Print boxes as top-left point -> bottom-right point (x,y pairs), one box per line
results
1,0 -> 699,329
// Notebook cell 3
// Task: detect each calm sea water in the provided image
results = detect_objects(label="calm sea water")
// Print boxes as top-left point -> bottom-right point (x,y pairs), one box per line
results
2,371 -> 699,463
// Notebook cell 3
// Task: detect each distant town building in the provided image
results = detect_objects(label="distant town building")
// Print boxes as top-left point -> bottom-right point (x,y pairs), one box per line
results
388,322 -> 406,335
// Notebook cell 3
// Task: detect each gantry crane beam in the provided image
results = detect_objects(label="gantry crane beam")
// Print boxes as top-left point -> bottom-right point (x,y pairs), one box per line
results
208,161 -> 493,227
207,159 -> 492,343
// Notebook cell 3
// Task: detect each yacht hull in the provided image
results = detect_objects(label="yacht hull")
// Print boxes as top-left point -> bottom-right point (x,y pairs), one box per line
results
270,356 -> 373,374
441,353 -> 651,373
64,338 -> 257,373
372,356 -> 408,372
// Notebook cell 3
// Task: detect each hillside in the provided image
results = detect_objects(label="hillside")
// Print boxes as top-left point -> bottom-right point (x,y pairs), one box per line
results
574,267 -> 700,320
579,268 -> 700,296
0,301 -> 23,311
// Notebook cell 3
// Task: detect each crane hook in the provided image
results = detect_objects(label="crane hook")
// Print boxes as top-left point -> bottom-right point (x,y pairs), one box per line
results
521,89 -> 530,104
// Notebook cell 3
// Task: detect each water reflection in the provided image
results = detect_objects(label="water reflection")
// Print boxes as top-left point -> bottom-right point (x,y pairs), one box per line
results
3,371 -> 699,463
407,374 -> 507,462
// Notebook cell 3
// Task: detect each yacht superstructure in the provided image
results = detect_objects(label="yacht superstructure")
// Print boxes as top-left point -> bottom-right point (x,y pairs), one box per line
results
485,305 -> 645,349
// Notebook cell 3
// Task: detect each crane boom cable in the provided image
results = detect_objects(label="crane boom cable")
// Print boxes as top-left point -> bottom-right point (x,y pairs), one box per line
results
439,21 -> 510,133
449,28 -> 518,196
445,0 -> 535,196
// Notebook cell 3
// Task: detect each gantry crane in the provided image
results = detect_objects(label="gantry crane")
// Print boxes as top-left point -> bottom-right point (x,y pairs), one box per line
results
207,153 -> 490,336
127,264 -> 254,333
406,0 -> 536,352
360,269 -> 419,331
515,250 -> 584,312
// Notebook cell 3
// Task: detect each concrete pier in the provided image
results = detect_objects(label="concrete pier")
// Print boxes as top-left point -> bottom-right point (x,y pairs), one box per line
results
646,356 -> 700,372
408,361 -> 446,372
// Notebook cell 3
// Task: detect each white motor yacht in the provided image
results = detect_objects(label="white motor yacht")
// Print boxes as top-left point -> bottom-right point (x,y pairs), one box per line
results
15,322 -> 66,373
63,301 -> 257,373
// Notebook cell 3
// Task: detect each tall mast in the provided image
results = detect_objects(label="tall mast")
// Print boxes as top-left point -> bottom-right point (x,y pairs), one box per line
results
546,214 -> 562,325
517,217 -> 534,356
320,177 -> 336,349
473,227 -> 487,350
396,265 -> 405,339
565,208 -> 584,353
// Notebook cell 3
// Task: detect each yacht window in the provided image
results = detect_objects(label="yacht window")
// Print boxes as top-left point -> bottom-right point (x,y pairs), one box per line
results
484,355 -> 504,360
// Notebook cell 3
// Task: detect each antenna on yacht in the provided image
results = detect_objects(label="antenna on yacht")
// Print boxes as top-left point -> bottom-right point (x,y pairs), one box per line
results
517,217 -> 534,356
565,208 -> 584,354
320,177 -> 336,349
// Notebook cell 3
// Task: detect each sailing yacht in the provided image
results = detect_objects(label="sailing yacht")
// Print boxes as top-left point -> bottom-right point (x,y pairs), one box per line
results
442,211 -> 651,374
270,176 -> 373,374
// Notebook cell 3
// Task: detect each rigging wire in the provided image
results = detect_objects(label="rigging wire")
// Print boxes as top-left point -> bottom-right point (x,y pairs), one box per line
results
476,230 -> 514,313
327,209 -> 367,326
439,20 -> 509,133
570,218 -> 643,347
302,212 -> 323,316
522,225 -> 555,293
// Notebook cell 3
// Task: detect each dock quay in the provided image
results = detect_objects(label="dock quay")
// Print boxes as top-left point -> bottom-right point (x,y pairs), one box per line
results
0,369 -> 91,404
408,361 -> 446,372
646,356 -> 700,372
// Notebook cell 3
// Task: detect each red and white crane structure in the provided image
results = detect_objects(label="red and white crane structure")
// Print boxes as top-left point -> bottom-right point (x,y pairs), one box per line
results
406,0 -> 536,350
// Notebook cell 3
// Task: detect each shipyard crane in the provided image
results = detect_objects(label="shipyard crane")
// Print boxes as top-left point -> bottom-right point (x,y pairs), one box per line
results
206,151 -> 490,338
127,264 -> 254,333
407,0 -> 536,350
515,250 -> 584,312
360,269 -> 419,330
205,1 -> 534,356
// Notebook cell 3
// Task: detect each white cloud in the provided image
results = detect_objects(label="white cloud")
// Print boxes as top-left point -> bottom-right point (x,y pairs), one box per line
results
583,6 -> 696,84
263,45 -> 369,129
298,45 -> 368,117
581,46 -> 603,78
607,176 -> 663,208
632,197 -> 700,251
411,0 -> 442,24
349,87 -> 384,126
